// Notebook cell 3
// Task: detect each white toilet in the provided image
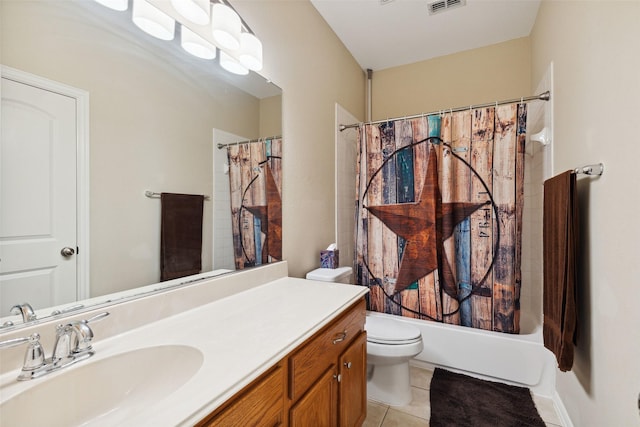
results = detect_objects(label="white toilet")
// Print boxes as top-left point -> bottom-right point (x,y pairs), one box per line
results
304,267 -> 424,406
365,315 -> 424,406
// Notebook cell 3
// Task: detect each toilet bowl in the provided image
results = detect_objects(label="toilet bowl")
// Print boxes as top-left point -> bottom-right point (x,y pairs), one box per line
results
365,314 -> 424,406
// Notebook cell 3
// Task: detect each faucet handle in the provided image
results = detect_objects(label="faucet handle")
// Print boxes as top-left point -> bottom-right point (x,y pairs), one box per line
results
23,334 -> 46,370
86,312 -> 110,324
0,333 -> 45,372
0,334 -> 32,349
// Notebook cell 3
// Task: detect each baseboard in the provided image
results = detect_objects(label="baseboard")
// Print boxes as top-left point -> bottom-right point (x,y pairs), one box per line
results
552,391 -> 574,427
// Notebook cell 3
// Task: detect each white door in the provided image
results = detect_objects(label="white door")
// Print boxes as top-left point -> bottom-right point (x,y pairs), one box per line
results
1,77 -> 78,316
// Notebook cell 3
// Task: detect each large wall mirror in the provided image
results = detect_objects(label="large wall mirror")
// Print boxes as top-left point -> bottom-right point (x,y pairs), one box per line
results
0,0 -> 282,328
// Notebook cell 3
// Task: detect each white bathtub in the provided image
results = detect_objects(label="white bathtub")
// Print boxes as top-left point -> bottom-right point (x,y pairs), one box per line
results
366,311 -> 557,396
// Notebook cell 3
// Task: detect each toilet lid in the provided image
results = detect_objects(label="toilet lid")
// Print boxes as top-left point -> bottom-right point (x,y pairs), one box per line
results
365,316 -> 422,345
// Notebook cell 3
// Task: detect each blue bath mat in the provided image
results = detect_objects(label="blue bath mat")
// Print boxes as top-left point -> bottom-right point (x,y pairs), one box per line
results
429,368 -> 546,427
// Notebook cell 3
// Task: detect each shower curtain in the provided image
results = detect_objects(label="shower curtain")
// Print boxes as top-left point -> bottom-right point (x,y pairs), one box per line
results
355,104 -> 526,333
227,138 -> 282,270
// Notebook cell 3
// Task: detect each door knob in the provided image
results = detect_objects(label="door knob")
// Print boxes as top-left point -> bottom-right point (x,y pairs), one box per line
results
60,247 -> 75,257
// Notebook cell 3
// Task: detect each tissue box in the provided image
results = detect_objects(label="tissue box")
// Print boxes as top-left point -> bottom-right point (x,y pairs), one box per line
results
320,250 -> 339,269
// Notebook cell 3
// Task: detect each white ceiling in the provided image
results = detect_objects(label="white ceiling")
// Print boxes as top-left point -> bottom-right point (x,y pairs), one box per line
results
310,0 -> 541,71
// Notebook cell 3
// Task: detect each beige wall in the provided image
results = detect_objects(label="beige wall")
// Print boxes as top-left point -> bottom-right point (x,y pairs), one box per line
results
259,94 -> 283,138
371,37 -> 531,120
1,1 -> 261,296
531,1 -> 640,425
235,0 -> 366,278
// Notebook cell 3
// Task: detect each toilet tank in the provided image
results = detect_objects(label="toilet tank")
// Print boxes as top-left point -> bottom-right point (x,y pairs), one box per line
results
305,266 -> 353,284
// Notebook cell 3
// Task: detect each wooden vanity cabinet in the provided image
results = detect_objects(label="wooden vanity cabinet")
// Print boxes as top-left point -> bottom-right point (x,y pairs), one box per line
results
196,298 -> 366,427
289,331 -> 367,427
288,299 -> 366,427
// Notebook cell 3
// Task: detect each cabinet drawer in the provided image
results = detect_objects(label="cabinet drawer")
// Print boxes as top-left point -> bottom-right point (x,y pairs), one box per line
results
197,364 -> 285,427
289,299 -> 365,401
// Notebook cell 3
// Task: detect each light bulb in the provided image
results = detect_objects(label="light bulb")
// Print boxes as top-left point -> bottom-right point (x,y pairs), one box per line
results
94,0 -> 128,11
211,3 -> 241,51
181,26 -> 217,60
238,32 -> 263,71
132,0 -> 175,41
170,0 -> 210,25
220,51 -> 248,75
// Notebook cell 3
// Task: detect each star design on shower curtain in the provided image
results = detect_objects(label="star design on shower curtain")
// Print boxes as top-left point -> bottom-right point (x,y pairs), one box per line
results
366,144 -> 487,294
244,164 -> 282,261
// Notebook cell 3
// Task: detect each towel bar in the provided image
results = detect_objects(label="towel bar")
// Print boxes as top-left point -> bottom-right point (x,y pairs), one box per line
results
144,190 -> 210,201
574,163 -> 604,176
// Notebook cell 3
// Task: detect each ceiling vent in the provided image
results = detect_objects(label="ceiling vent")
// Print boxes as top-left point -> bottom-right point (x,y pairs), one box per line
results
380,0 -> 396,5
428,0 -> 466,15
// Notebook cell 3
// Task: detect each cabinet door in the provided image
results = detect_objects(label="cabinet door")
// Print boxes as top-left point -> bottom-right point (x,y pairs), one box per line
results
339,332 -> 367,427
290,366 -> 338,427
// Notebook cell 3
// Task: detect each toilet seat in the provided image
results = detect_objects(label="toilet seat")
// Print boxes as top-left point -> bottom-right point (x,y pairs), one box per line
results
365,316 -> 422,345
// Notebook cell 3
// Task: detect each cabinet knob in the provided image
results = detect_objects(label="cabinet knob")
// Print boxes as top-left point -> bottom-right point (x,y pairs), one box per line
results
333,373 -> 342,383
343,361 -> 352,369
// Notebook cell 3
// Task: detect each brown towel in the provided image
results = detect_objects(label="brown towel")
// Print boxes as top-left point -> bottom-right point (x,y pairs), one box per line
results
543,171 -> 579,372
160,193 -> 204,281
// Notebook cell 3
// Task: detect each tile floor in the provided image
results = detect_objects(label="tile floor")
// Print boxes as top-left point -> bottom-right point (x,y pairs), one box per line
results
363,366 -> 564,427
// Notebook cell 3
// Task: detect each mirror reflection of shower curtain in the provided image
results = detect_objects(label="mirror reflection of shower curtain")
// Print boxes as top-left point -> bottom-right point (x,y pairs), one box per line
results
355,104 -> 526,333
227,138 -> 282,269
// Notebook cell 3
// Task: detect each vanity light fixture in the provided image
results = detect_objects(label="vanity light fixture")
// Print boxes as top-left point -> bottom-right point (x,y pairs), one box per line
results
132,0 -> 176,41
94,0 -> 262,74
219,51 -> 249,75
211,2 -> 241,50
181,25 -> 217,60
94,0 -> 128,11
170,0 -> 210,26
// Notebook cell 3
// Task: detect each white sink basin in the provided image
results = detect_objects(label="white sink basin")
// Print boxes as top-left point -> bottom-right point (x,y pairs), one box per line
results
0,345 -> 203,427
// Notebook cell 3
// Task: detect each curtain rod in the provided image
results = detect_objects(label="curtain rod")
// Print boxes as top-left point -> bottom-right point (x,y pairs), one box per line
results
339,91 -> 550,132
217,135 -> 282,150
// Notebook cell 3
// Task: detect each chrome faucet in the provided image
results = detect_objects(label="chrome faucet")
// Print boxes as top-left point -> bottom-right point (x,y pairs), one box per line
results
70,319 -> 95,355
0,333 -> 46,378
0,312 -> 109,381
51,324 -> 73,362
52,312 -> 108,362
10,302 -> 37,323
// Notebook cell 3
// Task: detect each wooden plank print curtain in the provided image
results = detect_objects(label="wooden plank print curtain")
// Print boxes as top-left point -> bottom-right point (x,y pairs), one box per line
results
355,104 -> 526,333
228,138 -> 282,270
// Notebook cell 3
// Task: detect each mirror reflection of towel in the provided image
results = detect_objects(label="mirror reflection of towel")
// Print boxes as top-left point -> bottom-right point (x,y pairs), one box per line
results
160,193 -> 204,281
543,171 -> 578,372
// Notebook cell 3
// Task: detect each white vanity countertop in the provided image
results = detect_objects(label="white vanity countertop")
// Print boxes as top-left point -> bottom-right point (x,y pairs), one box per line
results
0,276 -> 368,426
